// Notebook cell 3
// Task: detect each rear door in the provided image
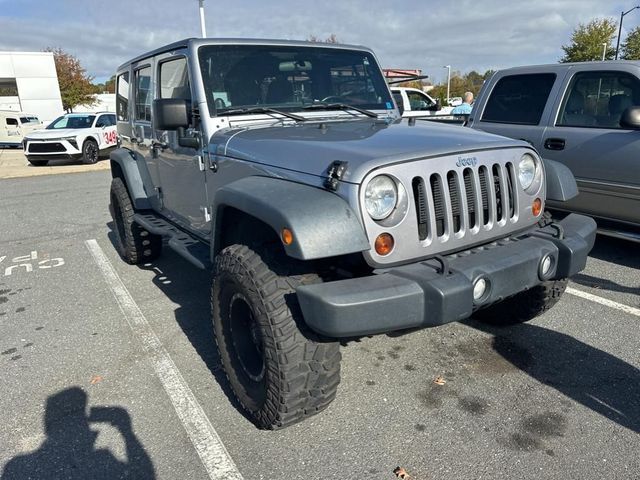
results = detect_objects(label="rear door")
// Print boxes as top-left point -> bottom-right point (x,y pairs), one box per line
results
542,68 -> 640,224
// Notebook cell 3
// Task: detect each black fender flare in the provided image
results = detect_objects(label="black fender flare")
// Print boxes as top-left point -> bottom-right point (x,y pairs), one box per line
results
543,158 -> 578,202
109,148 -> 154,210
213,176 -> 370,260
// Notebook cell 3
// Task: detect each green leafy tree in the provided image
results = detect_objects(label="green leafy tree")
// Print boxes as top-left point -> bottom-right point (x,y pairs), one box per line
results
621,26 -> 640,60
560,18 -> 616,62
45,47 -> 97,112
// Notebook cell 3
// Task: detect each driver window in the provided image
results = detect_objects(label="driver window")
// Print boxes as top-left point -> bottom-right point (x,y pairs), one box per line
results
159,57 -> 191,101
406,91 -> 434,110
557,71 -> 640,129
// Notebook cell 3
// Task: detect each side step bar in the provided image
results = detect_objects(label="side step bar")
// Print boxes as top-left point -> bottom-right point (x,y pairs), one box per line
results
133,213 -> 212,270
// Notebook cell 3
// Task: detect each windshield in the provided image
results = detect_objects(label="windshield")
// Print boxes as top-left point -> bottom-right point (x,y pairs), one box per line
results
46,115 -> 95,129
198,45 -> 393,116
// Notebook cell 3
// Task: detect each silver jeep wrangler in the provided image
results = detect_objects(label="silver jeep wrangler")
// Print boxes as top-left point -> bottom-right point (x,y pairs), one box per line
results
109,38 -> 596,429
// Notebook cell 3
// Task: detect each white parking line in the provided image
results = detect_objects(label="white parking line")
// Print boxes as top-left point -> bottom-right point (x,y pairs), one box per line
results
85,239 -> 243,480
567,287 -> 640,317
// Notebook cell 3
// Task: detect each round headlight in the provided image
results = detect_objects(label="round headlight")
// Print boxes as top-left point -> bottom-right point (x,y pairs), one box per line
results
364,175 -> 397,220
518,154 -> 537,190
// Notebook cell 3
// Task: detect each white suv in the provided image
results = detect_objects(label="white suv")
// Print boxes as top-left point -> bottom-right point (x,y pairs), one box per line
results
23,112 -> 118,166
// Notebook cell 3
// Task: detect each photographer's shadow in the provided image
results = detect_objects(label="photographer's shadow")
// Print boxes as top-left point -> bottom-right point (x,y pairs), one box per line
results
2,387 -> 155,480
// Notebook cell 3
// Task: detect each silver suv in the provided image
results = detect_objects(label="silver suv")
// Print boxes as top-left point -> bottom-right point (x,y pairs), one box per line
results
109,38 -> 596,429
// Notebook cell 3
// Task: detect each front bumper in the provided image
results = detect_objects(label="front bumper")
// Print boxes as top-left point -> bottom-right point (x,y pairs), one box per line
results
24,139 -> 81,158
297,214 -> 596,337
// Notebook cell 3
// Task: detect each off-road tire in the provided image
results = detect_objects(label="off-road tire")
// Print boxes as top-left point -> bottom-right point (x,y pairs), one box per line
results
82,138 -> 99,164
27,158 -> 48,166
212,244 -> 341,430
109,177 -> 162,264
474,278 -> 568,325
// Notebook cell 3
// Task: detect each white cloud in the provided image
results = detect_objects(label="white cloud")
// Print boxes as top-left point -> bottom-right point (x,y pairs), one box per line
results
0,0 -> 623,83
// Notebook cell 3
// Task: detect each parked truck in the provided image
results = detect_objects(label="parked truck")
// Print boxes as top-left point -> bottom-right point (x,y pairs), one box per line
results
108,38 -> 596,429
468,61 -> 640,241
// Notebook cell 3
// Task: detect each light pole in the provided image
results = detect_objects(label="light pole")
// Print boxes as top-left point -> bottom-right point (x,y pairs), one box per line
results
198,0 -> 207,38
602,42 -> 607,61
615,6 -> 640,59
444,65 -> 451,104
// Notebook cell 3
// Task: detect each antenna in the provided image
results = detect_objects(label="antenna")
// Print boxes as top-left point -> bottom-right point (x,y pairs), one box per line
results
198,0 -> 207,38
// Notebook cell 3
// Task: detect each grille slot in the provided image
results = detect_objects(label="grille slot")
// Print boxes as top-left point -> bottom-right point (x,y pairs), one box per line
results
412,177 -> 429,240
463,168 -> 477,229
430,174 -> 445,237
447,171 -> 462,233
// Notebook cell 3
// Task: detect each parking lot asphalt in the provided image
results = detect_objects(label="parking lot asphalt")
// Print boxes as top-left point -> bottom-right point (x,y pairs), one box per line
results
0,147 -> 110,180
0,170 -> 638,480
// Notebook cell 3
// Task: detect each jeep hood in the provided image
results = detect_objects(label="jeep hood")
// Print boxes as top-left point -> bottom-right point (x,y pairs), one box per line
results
210,118 -> 526,184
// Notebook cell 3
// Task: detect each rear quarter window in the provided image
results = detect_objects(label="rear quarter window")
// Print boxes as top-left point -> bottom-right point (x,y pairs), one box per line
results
481,73 -> 556,125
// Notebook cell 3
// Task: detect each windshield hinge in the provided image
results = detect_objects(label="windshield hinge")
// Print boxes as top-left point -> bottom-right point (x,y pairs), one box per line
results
324,161 -> 348,191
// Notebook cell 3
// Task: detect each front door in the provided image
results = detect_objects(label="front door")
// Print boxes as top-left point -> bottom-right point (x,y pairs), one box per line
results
153,53 -> 209,236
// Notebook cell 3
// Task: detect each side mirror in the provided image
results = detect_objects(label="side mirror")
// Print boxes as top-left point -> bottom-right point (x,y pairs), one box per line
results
429,101 -> 441,112
154,98 -> 191,131
620,106 -> 640,129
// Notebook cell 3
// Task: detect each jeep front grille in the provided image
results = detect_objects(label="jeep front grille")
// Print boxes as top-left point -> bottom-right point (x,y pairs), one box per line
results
411,163 -> 517,242
358,148 -> 544,267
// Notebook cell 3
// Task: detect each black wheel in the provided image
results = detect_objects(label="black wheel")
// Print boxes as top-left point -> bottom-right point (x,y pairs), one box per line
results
27,158 -> 48,166
109,177 -> 162,264
82,139 -> 99,164
474,278 -> 568,325
212,244 -> 341,429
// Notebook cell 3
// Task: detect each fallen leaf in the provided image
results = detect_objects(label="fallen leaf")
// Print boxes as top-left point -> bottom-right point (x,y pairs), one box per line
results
90,375 -> 103,385
433,375 -> 446,386
394,466 -> 413,479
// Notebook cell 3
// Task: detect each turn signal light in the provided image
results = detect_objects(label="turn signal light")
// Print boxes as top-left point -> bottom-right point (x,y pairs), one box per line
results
532,198 -> 542,217
375,233 -> 394,256
281,228 -> 294,245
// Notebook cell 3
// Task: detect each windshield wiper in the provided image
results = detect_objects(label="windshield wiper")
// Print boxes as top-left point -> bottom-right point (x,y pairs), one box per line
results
223,107 -> 306,122
302,102 -> 378,118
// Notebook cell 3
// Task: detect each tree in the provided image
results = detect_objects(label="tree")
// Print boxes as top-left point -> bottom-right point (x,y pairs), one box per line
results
307,34 -> 339,43
45,47 -> 97,112
560,18 -> 616,62
621,26 -> 640,60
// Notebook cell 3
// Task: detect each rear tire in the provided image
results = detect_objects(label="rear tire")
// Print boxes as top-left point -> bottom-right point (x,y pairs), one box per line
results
474,278 -> 568,325
212,244 -> 341,429
27,158 -> 48,166
82,139 -> 99,164
109,177 -> 162,264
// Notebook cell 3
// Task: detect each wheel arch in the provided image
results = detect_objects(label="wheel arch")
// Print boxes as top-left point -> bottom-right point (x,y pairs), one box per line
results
212,176 -> 370,261
109,148 -> 154,210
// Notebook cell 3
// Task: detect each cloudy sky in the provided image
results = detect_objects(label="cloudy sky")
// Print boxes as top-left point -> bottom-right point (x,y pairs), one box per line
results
0,0 -> 632,83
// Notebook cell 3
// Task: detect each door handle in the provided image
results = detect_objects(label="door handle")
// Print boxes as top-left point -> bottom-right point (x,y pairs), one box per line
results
544,138 -> 565,150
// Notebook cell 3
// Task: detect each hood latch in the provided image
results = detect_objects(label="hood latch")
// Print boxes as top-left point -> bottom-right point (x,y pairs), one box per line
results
325,160 -> 348,191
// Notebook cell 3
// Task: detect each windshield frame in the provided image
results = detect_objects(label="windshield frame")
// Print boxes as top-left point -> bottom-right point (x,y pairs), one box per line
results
196,43 -> 394,118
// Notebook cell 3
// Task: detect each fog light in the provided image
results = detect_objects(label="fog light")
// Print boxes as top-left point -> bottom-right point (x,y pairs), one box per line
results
473,277 -> 488,301
374,233 -> 394,256
539,254 -> 555,279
